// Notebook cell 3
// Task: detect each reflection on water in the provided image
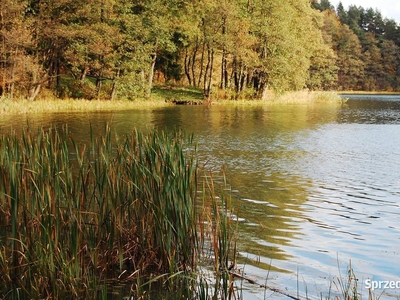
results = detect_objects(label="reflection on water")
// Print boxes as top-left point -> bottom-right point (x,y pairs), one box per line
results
1,98 -> 400,298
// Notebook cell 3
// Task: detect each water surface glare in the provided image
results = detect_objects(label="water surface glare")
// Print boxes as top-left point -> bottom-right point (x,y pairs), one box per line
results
1,95 -> 399,299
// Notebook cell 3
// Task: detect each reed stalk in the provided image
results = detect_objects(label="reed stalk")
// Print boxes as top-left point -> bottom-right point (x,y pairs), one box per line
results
195,172 -> 238,299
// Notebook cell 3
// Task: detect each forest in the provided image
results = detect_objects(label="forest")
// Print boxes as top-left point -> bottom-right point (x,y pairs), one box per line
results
1,0 -> 400,101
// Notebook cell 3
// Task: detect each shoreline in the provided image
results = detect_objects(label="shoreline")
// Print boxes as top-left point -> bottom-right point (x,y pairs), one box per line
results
0,90 -> 345,115
337,91 -> 400,95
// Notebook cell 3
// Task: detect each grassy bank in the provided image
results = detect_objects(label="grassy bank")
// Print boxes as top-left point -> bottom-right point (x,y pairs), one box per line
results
0,87 -> 345,115
0,126 -> 237,299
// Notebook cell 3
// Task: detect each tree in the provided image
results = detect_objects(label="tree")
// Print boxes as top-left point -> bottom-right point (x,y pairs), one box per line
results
362,32 -> 383,90
307,11 -> 339,90
382,19 -> 400,46
379,40 -> 400,90
336,2 -> 347,24
362,8 -> 385,39
0,0 -> 45,99
26,0 -> 81,97
345,5 -> 365,42
331,3 -> 400,91
249,0 -> 329,97
229,3 -> 258,96
312,0 -> 334,12
133,0 -> 184,97
336,25 -> 364,90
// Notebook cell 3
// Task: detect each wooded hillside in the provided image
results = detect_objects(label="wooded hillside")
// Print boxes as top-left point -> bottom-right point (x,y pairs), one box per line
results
1,0 -> 400,100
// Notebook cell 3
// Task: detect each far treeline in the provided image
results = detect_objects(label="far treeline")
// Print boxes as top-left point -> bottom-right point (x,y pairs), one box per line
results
1,0 -> 400,101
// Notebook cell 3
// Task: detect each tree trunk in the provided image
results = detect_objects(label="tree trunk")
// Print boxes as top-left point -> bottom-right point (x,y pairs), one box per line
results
191,43 -> 198,87
204,45 -> 214,100
147,53 -> 156,97
96,73 -> 102,99
198,42 -> 205,88
147,39 -> 158,98
237,63 -> 243,93
110,69 -> 120,100
261,84 -> 268,100
234,59 -> 245,95
184,48 -> 192,85
27,58 -> 43,101
9,60 -> 16,100
0,38 -> 5,97
28,84 -> 41,100
9,82 -> 14,100
220,18 -> 228,90
220,48 -> 227,89
55,56 -> 61,90
110,82 -> 117,101
80,67 -> 88,81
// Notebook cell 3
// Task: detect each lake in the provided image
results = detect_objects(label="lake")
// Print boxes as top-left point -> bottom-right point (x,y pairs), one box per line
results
1,95 -> 399,299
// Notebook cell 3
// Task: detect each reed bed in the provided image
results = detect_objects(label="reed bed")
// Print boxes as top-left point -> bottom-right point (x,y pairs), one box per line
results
270,90 -> 344,104
0,125 -> 237,299
212,90 -> 345,106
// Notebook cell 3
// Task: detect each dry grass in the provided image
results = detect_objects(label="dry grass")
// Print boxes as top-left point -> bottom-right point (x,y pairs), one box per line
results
211,90 -> 345,106
0,97 -> 169,115
272,90 -> 344,104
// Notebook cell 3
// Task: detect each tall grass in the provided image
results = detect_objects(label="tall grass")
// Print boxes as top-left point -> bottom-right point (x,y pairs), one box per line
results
0,125 -> 236,299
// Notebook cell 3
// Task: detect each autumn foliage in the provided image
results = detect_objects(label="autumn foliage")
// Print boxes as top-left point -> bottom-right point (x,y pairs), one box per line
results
1,0 -> 400,101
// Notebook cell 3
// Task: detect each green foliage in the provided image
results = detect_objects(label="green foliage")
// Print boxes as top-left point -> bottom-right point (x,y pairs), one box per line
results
247,0 -> 333,96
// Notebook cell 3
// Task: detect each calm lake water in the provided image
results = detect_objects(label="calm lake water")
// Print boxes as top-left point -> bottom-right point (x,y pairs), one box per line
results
1,95 -> 399,299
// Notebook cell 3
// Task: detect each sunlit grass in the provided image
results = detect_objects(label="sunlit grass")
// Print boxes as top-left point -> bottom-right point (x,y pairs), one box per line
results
212,90 -> 345,106
0,97 -> 169,115
272,90 -> 345,104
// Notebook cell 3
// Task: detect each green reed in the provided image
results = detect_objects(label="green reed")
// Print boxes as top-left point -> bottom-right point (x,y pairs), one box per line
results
0,125 -> 230,299
0,125 -> 240,299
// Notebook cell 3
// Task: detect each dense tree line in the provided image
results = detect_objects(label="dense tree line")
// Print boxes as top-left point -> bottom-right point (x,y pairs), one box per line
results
1,0 -> 400,101
315,0 -> 400,91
